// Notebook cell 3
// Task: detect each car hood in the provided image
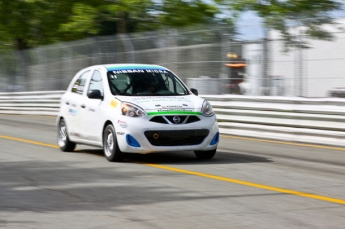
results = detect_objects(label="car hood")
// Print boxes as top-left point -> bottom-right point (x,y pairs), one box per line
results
115,95 -> 204,114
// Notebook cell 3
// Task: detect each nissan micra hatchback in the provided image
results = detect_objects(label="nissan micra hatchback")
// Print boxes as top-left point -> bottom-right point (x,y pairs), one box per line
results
57,64 -> 219,162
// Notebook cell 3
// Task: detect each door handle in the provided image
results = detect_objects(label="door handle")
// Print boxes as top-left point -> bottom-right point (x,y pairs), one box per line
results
81,104 -> 86,108
66,101 -> 69,105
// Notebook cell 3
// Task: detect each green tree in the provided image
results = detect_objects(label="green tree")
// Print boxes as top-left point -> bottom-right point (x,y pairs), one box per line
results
158,0 -> 219,27
60,0 -> 221,37
0,0 -> 226,51
60,0 -> 158,38
0,0 -> 76,50
218,0 -> 342,49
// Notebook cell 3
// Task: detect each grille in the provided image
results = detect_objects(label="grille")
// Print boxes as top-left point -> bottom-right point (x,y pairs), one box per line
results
165,116 -> 187,124
150,116 -> 166,124
150,115 -> 200,124
144,129 -> 209,146
186,116 -> 200,123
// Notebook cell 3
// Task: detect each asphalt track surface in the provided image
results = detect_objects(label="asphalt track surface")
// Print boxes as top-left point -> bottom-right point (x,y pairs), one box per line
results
0,114 -> 344,229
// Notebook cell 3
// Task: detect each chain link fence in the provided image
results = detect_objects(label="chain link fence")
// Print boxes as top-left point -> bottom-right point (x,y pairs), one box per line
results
0,22 -> 345,97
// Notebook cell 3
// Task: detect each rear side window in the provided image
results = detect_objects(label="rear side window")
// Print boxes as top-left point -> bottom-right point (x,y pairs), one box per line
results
72,71 -> 90,94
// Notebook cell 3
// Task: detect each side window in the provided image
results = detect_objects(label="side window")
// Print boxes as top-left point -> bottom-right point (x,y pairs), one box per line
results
165,75 -> 186,94
166,76 -> 175,92
88,70 -> 104,96
175,81 -> 187,94
72,71 -> 90,94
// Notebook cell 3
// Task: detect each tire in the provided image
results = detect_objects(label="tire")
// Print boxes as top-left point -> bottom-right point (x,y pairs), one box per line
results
194,149 -> 217,160
58,118 -> 76,152
103,124 -> 124,162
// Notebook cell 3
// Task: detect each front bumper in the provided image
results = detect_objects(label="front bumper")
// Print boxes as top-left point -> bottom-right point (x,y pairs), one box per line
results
115,115 -> 219,154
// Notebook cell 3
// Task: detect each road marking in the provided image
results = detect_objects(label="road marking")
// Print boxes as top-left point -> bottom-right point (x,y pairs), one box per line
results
0,135 -> 59,148
144,163 -> 345,205
1,134 -> 344,205
221,135 -> 345,151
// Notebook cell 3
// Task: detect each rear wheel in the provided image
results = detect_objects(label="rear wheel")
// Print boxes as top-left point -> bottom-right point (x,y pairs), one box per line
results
194,149 -> 217,160
103,124 -> 124,162
58,118 -> 76,152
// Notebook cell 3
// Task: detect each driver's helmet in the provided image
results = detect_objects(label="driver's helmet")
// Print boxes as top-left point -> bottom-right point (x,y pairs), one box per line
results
145,74 -> 158,87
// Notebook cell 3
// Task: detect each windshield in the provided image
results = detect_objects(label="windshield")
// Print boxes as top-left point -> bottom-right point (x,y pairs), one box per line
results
107,69 -> 190,96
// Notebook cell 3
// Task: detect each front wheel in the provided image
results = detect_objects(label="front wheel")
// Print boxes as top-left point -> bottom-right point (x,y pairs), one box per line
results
194,149 -> 217,160
103,124 -> 124,162
58,118 -> 76,152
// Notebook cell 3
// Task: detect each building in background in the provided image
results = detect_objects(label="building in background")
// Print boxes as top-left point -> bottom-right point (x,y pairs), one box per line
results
269,17 -> 345,97
224,53 -> 247,94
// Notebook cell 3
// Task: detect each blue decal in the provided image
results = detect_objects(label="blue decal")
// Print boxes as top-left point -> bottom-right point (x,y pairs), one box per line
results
210,132 -> 219,145
126,134 -> 141,147
68,108 -> 77,115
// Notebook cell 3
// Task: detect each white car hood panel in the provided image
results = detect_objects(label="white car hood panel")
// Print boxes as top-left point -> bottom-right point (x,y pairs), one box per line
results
115,95 -> 203,113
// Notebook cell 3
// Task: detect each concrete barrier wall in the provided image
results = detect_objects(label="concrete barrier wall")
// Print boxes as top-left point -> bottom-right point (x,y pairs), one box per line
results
1,91 -> 344,147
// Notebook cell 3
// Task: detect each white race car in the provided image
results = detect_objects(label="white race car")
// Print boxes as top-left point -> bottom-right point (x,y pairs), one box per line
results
57,64 -> 219,162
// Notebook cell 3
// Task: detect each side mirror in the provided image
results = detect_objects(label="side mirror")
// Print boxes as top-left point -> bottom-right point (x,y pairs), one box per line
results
190,88 -> 198,96
87,89 -> 103,100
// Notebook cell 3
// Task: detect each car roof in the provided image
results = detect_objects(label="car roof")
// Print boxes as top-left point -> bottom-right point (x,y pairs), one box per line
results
103,64 -> 168,71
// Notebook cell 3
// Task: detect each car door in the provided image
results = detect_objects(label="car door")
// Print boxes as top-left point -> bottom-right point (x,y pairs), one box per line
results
79,69 -> 105,143
64,70 -> 91,139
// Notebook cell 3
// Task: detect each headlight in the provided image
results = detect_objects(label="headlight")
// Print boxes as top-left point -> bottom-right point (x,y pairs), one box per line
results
201,100 -> 214,117
121,103 -> 146,117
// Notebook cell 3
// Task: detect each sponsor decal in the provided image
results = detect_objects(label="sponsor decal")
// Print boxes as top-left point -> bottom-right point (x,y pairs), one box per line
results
159,105 -> 184,109
87,108 -> 95,112
131,96 -> 191,103
117,120 -> 127,128
145,69 -> 168,73
157,109 -> 192,112
112,69 -> 145,74
117,132 -> 125,135
70,132 -> 81,137
72,85 -> 78,92
147,111 -> 202,116
111,69 -> 168,74
69,109 -> 77,115
166,105 -> 183,108
110,100 -> 118,108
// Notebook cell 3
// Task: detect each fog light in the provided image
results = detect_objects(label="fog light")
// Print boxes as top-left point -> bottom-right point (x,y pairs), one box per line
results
153,133 -> 159,139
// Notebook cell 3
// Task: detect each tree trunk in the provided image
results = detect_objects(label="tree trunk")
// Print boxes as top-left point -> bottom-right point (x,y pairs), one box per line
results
117,11 -> 126,34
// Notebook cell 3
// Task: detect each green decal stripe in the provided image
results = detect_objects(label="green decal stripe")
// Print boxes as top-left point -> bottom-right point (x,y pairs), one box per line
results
147,111 -> 202,116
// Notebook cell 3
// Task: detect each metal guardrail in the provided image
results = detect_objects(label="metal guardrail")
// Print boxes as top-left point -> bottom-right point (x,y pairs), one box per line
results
201,95 -> 345,147
329,88 -> 345,98
0,91 -> 64,116
0,91 -> 344,147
